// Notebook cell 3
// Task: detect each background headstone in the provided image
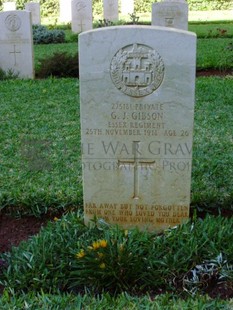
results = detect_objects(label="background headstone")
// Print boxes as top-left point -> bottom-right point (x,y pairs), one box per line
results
59,0 -> 72,23
0,10 -> 34,79
71,0 -> 92,33
121,0 -> 134,16
25,2 -> 41,25
3,2 -> 16,11
152,0 -> 189,30
103,0 -> 118,22
79,26 -> 196,232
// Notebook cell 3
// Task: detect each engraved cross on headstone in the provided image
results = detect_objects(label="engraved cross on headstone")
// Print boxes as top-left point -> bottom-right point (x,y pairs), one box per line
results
9,44 -> 21,65
118,141 -> 155,200
78,19 -> 85,32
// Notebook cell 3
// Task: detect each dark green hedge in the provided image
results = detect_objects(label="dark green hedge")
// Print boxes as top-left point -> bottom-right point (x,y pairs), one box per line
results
188,0 -> 232,11
0,0 -> 59,17
0,0 -> 232,17
134,0 -> 232,12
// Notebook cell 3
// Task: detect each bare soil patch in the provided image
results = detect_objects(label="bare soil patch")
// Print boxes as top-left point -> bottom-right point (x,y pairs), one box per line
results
196,68 -> 233,77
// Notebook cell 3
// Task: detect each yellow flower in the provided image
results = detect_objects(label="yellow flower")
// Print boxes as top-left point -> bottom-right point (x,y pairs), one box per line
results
99,239 -> 108,248
97,252 -> 104,259
76,249 -> 85,259
124,230 -> 128,237
53,217 -> 59,221
119,244 -> 124,252
92,241 -> 100,250
99,263 -> 106,269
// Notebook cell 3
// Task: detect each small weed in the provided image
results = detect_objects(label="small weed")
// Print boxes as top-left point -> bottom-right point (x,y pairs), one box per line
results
97,19 -> 113,27
226,42 -> 233,51
128,13 -> 140,24
216,28 -> 228,37
0,68 -> 19,80
183,253 -> 233,295
207,28 -> 228,38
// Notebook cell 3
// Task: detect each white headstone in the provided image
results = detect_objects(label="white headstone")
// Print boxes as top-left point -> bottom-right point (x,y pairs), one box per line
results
152,1 -> 189,30
103,0 -> 118,22
0,10 -> 34,79
3,2 -> 16,11
25,2 -> 41,25
121,0 -> 134,16
79,26 -> 196,232
71,0 -> 92,33
59,0 -> 72,23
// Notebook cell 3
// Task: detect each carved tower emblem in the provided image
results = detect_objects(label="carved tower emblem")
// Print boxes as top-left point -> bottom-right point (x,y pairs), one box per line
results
5,14 -> 21,32
110,43 -> 165,97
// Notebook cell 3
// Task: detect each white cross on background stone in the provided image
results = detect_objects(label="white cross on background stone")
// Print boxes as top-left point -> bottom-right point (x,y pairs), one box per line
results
9,44 -> 21,66
118,141 -> 155,199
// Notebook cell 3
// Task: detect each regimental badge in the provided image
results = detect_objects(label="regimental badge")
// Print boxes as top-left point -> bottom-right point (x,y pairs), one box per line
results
76,1 -> 86,11
5,14 -> 21,32
110,43 -> 165,98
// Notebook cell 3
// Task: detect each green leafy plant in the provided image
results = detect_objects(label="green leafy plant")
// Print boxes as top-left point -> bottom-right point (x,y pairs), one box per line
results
183,253 -> 233,295
70,224 -> 154,293
1,0 -> 59,17
128,13 -> 140,24
226,42 -> 233,51
33,25 -> 65,44
36,52 -> 79,78
134,0 -> 154,13
219,42 -> 233,71
0,212 -> 87,294
0,291 -> 231,309
93,0 -> 103,16
187,0 -> 232,11
64,31 -> 79,43
1,0 -> 232,16
1,214 -> 233,296
0,68 -> 19,80
97,19 -> 113,27
207,28 -> 229,38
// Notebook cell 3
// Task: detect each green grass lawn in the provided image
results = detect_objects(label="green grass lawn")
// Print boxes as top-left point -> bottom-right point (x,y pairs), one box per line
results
0,77 -> 232,215
1,291 -> 232,309
0,78 -> 81,215
189,22 -> 233,38
33,38 -> 233,74
33,21 -> 233,72
197,38 -> 233,70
